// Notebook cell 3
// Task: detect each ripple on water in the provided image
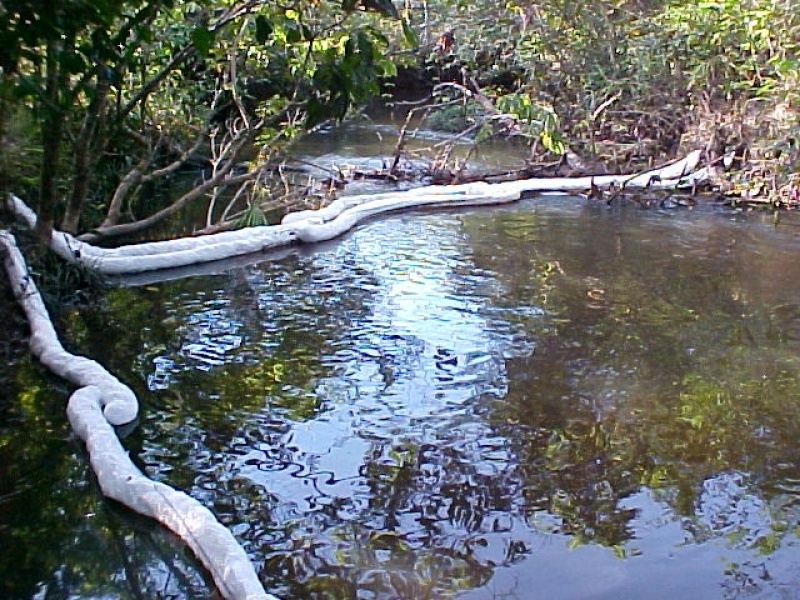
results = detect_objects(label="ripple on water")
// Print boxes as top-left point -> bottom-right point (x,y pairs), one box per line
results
131,206 -> 800,599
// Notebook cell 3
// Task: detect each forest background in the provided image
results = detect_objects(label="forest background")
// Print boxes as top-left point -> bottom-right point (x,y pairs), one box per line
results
1,0 -> 798,253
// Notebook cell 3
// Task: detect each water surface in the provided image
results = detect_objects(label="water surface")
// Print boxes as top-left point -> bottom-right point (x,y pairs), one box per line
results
2,198 -> 800,599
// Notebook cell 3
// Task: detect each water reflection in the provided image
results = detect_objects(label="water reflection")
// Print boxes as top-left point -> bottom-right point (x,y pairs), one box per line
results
4,199 -> 800,599
135,215 -> 537,597
136,200 -> 800,599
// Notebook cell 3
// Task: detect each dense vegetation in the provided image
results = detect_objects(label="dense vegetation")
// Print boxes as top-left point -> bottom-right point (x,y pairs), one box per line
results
411,0 -> 799,203
1,0 -> 798,246
0,0 -> 408,242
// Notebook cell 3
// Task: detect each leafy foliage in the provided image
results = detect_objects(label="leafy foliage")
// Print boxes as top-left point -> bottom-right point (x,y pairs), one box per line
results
409,0 -> 799,172
0,0 -> 409,238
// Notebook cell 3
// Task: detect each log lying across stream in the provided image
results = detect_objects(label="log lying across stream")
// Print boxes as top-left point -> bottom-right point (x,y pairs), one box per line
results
6,151 -> 708,275
0,151 -> 708,600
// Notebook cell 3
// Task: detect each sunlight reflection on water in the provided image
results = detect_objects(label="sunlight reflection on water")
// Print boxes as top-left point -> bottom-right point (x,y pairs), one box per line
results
130,201 -> 800,599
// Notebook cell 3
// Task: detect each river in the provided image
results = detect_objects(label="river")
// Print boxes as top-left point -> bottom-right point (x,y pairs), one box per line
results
2,121 -> 800,599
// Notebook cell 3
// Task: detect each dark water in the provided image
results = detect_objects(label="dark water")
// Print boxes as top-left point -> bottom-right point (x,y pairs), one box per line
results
3,197 -> 800,599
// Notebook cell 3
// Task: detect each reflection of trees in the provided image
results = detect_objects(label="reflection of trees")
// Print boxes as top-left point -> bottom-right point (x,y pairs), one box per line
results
251,429 -> 520,598
80,223 -> 533,598
463,204 -> 800,554
10,206 -> 800,598
103,502 -> 215,600
0,357 -> 86,598
101,210 -> 800,595
68,248 -> 425,596
0,357 -> 215,599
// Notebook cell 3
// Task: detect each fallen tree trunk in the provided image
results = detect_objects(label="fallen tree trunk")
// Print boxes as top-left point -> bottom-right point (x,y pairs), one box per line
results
0,231 -> 277,600
4,151 -> 708,274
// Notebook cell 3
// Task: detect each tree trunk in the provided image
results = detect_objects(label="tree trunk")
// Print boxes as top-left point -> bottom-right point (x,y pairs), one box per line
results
36,41 -> 65,242
62,78 -> 110,234
0,72 -> 12,203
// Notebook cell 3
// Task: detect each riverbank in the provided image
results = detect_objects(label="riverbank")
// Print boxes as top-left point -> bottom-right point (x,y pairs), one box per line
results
382,0 -> 799,209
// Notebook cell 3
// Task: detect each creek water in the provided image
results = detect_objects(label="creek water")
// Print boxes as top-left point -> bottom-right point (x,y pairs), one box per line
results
3,123 -> 800,599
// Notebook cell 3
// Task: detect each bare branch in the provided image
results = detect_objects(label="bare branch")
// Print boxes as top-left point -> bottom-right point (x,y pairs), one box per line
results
81,154 -> 267,242
101,160 -> 148,229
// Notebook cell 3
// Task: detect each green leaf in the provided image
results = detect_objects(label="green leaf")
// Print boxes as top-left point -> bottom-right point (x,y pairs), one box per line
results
60,50 -> 87,76
255,16 -> 273,44
191,26 -> 214,57
304,96 -> 327,128
401,18 -> 419,48
361,0 -> 400,19
285,24 -> 302,44
356,30 -> 374,57
376,57 -> 397,78
134,24 -> 153,44
475,123 -> 494,143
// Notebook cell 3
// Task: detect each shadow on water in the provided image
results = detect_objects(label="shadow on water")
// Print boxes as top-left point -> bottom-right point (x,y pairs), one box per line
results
4,182 -> 800,596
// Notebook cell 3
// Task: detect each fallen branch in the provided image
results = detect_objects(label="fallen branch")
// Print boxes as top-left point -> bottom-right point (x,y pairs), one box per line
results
5,150 -> 709,274
0,230 -> 276,600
